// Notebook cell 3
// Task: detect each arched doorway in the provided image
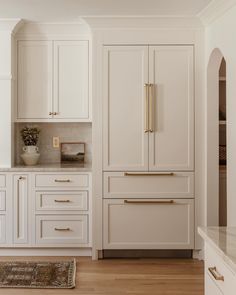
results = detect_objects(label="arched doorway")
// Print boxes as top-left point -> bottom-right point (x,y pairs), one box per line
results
207,48 -> 227,226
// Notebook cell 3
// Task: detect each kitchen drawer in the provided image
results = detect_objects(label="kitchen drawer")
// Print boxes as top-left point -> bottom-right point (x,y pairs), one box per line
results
205,243 -> 236,295
0,175 -> 6,188
35,191 -> 88,211
0,191 -> 6,211
35,174 -> 89,188
103,198 -> 194,249
36,215 -> 88,245
0,215 -> 6,244
205,272 -> 223,295
104,172 -> 194,198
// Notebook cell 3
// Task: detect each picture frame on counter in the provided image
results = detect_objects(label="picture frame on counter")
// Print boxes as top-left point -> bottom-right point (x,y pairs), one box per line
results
60,142 -> 85,163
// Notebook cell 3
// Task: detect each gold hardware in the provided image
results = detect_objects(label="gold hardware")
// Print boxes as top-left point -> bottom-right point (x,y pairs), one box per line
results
144,83 -> 149,133
208,267 -> 224,282
19,176 -> 25,180
49,112 -> 53,115
53,112 -> 58,115
124,200 -> 174,204
149,83 -> 154,132
124,172 -> 174,176
54,179 -> 71,183
54,227 -> 71,231
54,199 -> 71,203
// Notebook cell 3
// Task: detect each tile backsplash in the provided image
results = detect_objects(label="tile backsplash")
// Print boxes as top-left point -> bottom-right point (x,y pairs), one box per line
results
15,123 -> 92,165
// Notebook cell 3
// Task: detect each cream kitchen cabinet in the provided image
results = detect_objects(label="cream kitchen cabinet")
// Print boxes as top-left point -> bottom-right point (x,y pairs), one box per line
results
17,40 -> 90,122
13,174 -> 29,244
103,45 -> 194,171
103,198 -> 194,249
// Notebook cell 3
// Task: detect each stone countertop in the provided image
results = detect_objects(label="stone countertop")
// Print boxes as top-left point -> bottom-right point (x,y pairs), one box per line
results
0,163 -> 92,172
198,227 -> 236,273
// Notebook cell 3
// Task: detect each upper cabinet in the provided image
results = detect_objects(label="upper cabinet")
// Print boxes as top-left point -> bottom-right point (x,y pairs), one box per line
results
103,45 -> 194,171
17,40 -> 90,122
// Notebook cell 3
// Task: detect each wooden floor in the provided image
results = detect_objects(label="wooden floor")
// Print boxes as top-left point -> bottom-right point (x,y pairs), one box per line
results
0,257 -> 204,295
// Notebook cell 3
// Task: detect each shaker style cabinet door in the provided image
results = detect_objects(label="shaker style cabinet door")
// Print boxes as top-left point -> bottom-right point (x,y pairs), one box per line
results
103,46 -> 149,171
148,46 -> 194,171
53,41 -> 90,120
17,41 -> 53,119
13,175 -> 29,244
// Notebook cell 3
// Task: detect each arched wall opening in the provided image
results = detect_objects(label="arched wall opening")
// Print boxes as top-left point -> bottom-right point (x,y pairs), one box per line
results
207,48 -> 227,226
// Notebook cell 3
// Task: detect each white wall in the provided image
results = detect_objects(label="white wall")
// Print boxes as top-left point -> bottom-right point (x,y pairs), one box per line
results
206,5 -> 236,225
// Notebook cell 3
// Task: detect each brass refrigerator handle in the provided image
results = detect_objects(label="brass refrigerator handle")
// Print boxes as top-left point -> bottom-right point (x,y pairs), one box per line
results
144,83 -> 149,133
208,267 -> 224,282
149,83 -> 154,132
124,200 -> 174,204
124,172 -> 174,176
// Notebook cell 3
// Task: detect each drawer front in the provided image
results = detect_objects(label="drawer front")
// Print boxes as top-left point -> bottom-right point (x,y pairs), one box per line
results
36,215 -> 88,245
35,191 -> 88,211
0,215 -> 6,244
103,198 -> 194,249
0,175 -> 6,188
104,172 -> 194,198
35,174 -> 89,188
205,243 -> 236,295
0,192 -> 6,211
205,272 -> 223,295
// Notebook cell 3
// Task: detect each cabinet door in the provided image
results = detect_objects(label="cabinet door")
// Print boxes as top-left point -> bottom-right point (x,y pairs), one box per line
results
53,41 -> 90,120
149,46 -> 194,171
103,198 -> 194,249
13,175 -> 28,244
103,46 -> 149,171
205,274 -> 223,295
17,41 -> 53,120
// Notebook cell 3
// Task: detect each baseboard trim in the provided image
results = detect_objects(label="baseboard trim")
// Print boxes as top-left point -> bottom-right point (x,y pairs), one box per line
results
0,248 -> 92,256
103,249 -> 192,259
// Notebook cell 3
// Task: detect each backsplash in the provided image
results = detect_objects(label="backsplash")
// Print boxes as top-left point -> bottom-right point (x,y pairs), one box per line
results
15,123 -> 92,165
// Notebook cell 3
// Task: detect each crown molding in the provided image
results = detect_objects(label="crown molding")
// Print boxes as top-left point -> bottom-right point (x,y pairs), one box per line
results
81,15 -> 203,30
0,19 -> 24,34
198,0 -> 236,25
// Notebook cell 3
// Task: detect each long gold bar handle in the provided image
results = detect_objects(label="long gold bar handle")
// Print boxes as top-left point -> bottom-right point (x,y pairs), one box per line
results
149,83 -> 154,132
124,200 -> 174,204
208,267 -> 224,281
54,179 -> 71,183
54,227 -> 71,231
144,83 -> 149,133
124,172 -> 174,176
54,200 -> 71,203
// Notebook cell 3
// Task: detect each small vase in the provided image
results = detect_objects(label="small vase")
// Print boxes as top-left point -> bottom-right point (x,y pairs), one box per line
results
21,145 -> 40,166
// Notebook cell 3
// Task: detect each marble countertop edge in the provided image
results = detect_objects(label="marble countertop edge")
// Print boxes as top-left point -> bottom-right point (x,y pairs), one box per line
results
198,226 -> 236,274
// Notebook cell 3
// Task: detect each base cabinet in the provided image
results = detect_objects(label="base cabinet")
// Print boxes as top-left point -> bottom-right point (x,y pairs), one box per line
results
103,198 -> 194,249
205,243 -> 236,295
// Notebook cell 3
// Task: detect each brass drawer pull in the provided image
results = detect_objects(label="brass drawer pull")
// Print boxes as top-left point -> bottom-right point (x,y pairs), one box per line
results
124,172 -> 174,176
149,83 -> 154,132
54,199 -> 71,203
208,267 -> 224,282
144,83 -> 149,133
54,179 -> 71,183
18,176 -> 25,180
124,200 -> 174,204
54,227 -> 71,231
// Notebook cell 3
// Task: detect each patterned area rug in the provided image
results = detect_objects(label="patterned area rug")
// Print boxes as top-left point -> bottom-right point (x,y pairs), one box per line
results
0,259 -> 76,288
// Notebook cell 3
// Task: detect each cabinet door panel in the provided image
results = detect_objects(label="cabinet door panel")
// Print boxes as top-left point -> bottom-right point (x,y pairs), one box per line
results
103,46 -> 149,171
103,199 -> 194,249
53,41 -> 89,120
13,175 -> 28,244
205,274 -> 223,295
17,41 -> 52,119
149,46 -> 194,171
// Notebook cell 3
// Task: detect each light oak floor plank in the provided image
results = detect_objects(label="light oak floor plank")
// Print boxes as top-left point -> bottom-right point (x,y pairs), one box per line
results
0,257 -> 204,295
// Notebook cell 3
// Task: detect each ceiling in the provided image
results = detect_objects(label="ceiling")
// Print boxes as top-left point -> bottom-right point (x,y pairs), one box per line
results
0,0 -> 213,22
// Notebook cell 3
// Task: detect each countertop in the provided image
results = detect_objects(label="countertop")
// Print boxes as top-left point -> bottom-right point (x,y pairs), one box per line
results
198,227 -> 236,273
0,163 -> 92,172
